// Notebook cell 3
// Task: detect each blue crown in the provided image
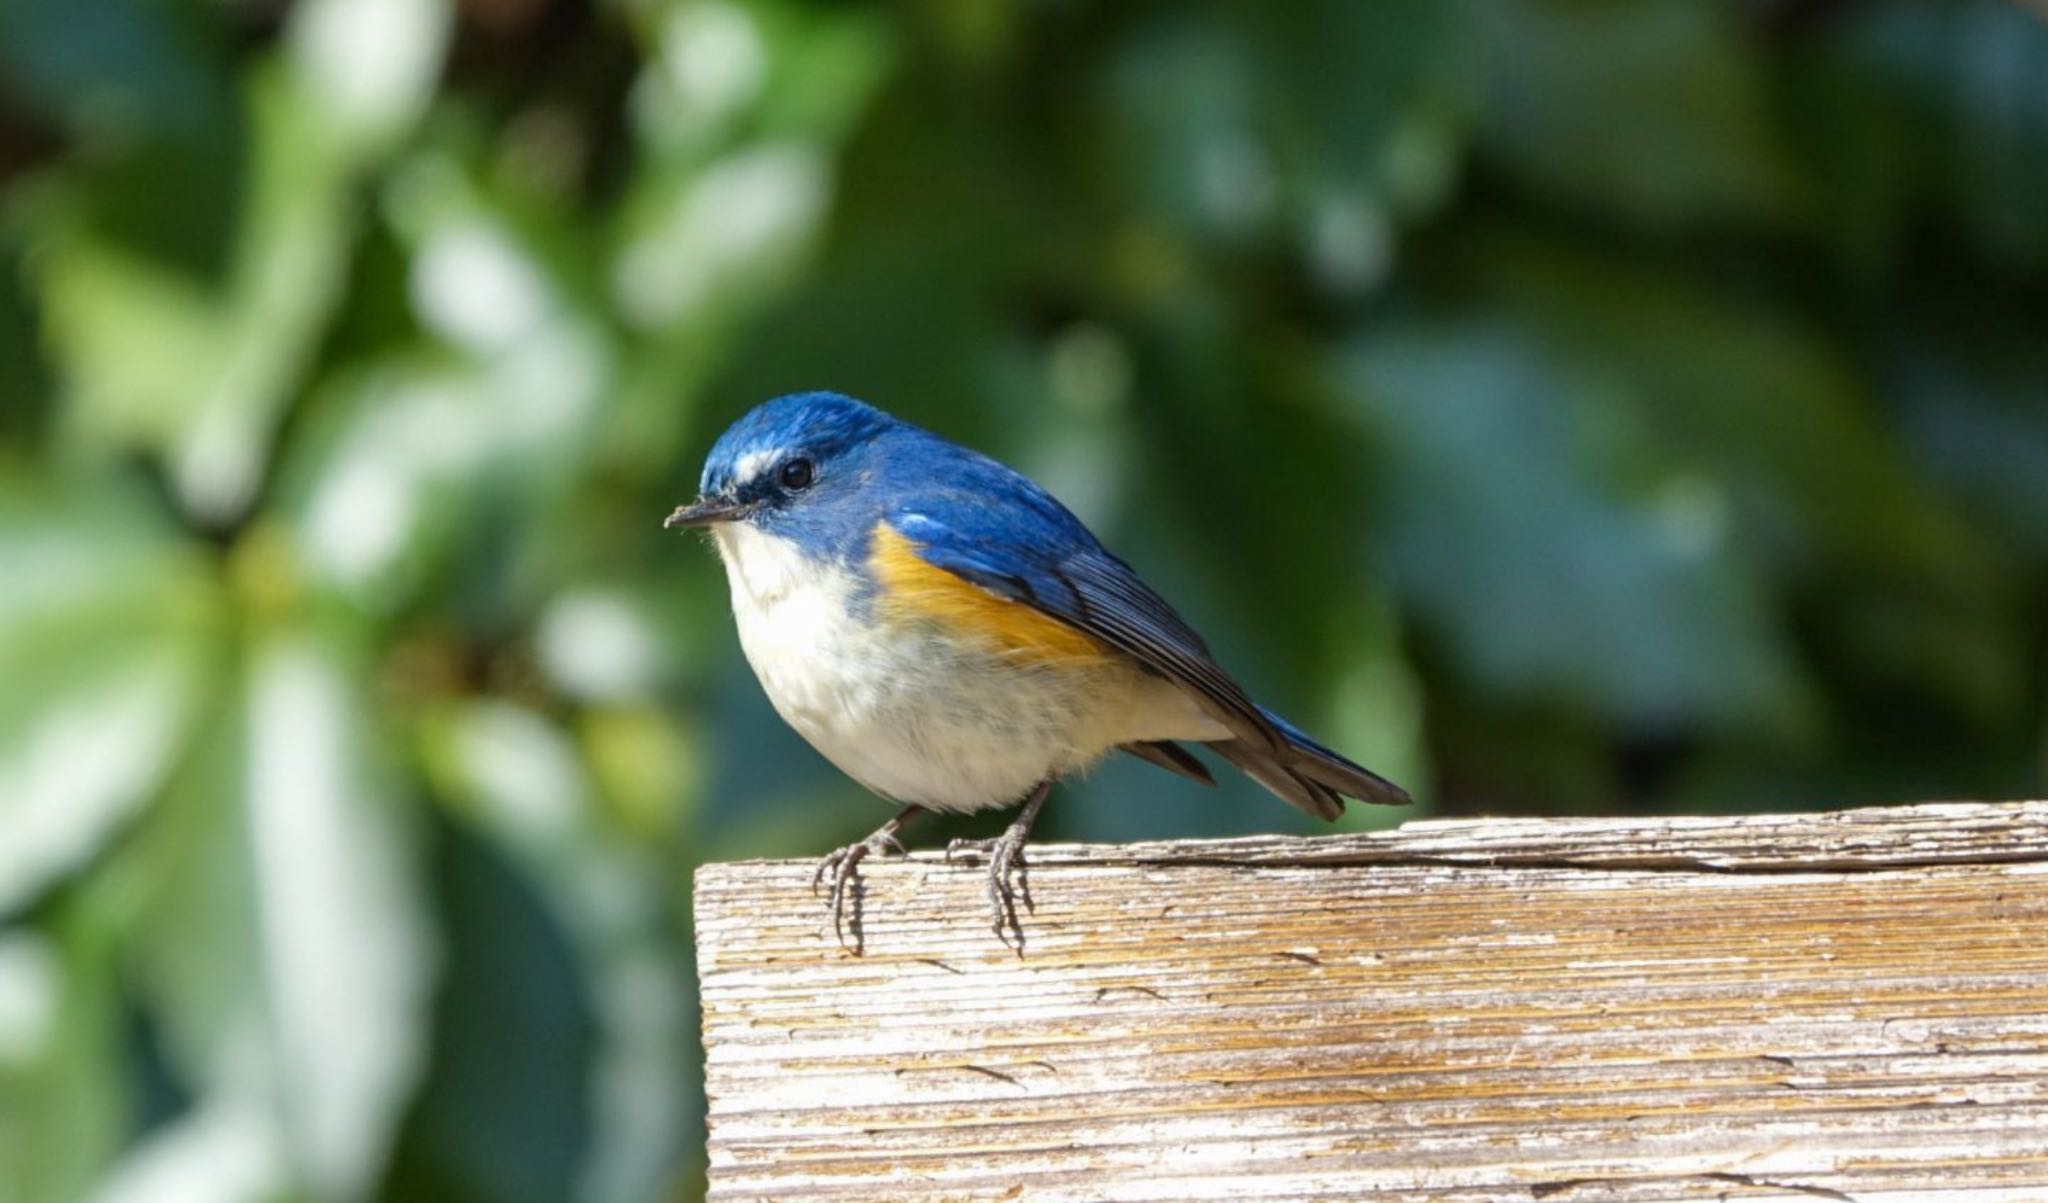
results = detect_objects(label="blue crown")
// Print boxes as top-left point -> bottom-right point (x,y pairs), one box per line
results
700,391 -> 899,498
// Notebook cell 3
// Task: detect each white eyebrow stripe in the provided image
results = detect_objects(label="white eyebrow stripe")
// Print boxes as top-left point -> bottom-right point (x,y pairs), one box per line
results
733,449 -> 779,486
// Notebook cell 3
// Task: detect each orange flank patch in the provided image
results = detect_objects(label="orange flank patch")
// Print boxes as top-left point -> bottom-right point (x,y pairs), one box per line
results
869,523 -> 1112,664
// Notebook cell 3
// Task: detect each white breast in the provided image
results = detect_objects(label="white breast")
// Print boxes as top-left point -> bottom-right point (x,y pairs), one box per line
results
711,523 -> 1223,812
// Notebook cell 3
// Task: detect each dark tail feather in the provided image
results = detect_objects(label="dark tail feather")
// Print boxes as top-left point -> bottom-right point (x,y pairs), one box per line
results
1120,740 -> 1216,786
1208,707 -> 1411,821
1207,740 -> 1345,819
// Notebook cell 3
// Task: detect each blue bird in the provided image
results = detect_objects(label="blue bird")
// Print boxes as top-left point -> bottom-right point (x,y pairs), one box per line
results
667,392 -> 1409,949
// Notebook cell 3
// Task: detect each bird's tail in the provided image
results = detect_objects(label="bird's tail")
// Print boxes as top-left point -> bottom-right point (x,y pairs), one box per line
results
1206,707 -> 1411,821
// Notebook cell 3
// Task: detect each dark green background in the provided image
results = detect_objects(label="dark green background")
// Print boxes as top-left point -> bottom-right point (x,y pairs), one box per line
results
2,1 -> 2044,1200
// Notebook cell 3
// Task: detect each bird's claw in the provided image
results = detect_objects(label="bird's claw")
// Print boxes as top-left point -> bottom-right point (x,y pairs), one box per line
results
812,831 -> 907,953
946,829 -> 1034,952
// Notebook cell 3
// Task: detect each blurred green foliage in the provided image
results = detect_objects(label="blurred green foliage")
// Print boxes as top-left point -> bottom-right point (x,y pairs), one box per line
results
1,0 -> 2044,1199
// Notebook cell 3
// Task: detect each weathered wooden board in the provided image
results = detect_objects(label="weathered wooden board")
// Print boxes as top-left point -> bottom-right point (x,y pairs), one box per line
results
695,801 -> 2048,1201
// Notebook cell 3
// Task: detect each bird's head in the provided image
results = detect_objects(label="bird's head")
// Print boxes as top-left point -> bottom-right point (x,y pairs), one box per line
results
665,391 -> 900,544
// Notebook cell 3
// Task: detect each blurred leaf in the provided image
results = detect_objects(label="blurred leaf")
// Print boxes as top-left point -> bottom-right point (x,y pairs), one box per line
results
0,918 -> 122,1203
1466,232 -> 2019,724
0,0 -> 243,272
624,0 -> 769,158
1325,594 -> 1431,826
29,0 -> 451,525
1103,0 -> 1472,295
1824,0 -> 2048,275
418,701 -> 689,1203
0,237 -> 48,442
382,818 -> 593,1203
1471,232 -> 1987,577
1346,321 -> 1807,731
1242,0 -> 1471,223
745,0 -> 895,148
625,0 -> 890,159
0,0 -> 226,141
1475,0 -> 1800,231
266,159 -> 618,616
285,0 -> 453,160
1103,13 -> 1272,248
35,74 -> 350,523
1894,329 -> 2048,556
0,479 -> 217,915
86,1098 -> 287,1203
241,635 -> 430,1198
610,145 -> 830,334
125,631 -> 432,1203
581,705 -> 699,838
282,338 -> 608,613
536,587 -> 675,704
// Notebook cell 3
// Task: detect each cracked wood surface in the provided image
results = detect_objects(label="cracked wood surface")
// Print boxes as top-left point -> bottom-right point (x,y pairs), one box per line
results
695,801 -> 2048,1202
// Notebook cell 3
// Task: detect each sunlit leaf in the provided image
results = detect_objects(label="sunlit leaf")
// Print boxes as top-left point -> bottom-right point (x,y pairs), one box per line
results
86,1098 -> 286,1203
285,0 -> 453,160
611,145 -> 830,332
247,637 -> 431,1196
536,587 -> 674,703
123,631 -> 433,1203
0,481 -> 217,914
0,921 -> 122,1203
27,0 -> 451,525
628,0 -> 769,155
34,74 -> 346,523
282,333 -> 608,610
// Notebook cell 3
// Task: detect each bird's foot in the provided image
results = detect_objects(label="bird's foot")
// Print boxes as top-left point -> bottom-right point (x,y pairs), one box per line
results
946,823 -> 1035,952
812,808 -> 921,954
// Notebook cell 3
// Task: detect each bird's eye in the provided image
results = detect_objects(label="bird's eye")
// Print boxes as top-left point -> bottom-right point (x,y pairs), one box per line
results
779,457 -> 815,491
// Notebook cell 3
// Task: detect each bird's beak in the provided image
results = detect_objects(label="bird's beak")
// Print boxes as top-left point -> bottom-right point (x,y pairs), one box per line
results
664,496 -> 750,529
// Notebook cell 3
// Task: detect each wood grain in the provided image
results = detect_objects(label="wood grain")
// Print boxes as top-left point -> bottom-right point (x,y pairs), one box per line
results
696,801 -> 2048,1201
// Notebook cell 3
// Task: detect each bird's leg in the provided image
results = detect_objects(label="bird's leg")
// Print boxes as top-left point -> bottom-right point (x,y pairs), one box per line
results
946,780 -> 1053,952
812,805 -> 924,953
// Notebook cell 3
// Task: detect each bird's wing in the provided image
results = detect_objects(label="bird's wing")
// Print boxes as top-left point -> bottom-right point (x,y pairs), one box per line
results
884,498 -> 1409,816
